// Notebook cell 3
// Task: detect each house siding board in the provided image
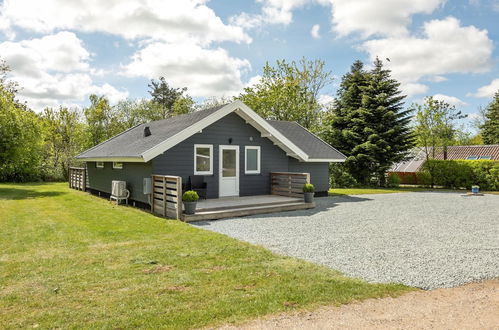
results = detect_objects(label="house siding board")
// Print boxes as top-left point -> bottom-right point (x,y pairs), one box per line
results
288,158 -> 330,193
152,113 -> 289,198
86,161 -> 152,203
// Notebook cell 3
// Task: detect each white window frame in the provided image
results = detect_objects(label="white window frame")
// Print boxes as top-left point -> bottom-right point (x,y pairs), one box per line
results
245,146 -> 261,174
112,162 -> 123,169
194,144 -> 213,175
96,161 -> 104,169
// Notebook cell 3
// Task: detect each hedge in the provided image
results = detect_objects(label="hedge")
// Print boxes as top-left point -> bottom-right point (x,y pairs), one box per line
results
419,159 -> 499,190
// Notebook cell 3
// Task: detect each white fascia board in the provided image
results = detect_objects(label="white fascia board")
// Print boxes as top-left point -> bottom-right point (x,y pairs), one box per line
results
233,103 -> 310,161
141,102 -> 240,162
307,158 -> 346,162
77,157 -> 145,163
140,100 -> 340,163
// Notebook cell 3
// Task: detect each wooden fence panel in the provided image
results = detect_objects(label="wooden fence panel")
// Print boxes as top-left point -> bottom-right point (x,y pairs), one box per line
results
270,172 -> 310,198
151,175 -> 182,220
69,167 -> 86,191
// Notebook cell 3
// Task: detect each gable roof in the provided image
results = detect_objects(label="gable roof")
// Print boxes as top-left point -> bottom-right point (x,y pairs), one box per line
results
391,145 -> 499,173
76,101 -> 346,163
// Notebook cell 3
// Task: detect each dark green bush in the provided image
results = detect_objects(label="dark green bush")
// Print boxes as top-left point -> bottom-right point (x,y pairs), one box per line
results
303,183 -> 315,193
329,163 -> 359,188
420,160 -> 499,190
387,172 -> 401,187
182,190 -> 199,202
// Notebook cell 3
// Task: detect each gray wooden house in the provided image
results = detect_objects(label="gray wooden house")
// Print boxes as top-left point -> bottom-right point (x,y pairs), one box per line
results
75,101 -> 346,220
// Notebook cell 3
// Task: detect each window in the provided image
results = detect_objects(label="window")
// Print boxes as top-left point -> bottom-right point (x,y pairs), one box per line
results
466,156 -> 478,160
245,146 -> 261,174
96,162 -> 104,168
194,144 -> 213,175
113,162 -> 123,169
479,156 -> 492,160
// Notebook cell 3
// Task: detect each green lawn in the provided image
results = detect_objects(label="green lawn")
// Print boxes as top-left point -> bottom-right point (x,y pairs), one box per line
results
0,183 -> 411,329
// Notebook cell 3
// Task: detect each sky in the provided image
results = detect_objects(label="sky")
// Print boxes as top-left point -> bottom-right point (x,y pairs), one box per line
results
0,0 -> 498,131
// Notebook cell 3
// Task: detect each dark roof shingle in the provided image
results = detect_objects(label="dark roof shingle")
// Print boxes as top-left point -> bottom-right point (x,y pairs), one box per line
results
266,120 -> 346,160
77,103 -> 345,161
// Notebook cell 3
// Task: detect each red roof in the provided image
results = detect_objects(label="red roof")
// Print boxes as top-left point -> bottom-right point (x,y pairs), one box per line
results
390,145 -> 499,173
431,145 -> 499,161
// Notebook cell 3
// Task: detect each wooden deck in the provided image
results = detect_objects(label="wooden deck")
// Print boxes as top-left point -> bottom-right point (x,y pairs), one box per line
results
182,195 -> 315,222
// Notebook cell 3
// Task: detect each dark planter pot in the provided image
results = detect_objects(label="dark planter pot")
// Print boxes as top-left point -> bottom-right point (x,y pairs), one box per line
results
304,192 -> 314,203
183,201 -> 197,214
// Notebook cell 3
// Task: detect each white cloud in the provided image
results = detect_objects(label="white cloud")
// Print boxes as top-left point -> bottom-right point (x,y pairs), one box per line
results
245,75 -> 263,89
329,0 -> 445,38
362,17 -> 493,97
468,113 -> 481,120
426,75 -> 447,82
311,24 -> 321,38
123,42 -> 251,98
0,32 -> 127,110
0,0 -> 250,45
433,94 -> 468,107
233,0 -> 444,39
230,0 -> 312,28
401,83 -> 429,98
0,32 -> 90,77
318,94 -> 335,105
467,79 -> 499,98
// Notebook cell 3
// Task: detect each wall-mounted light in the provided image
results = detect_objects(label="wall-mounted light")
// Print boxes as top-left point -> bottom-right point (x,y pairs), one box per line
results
249,136 -> 253,141
228,138 -> 233,144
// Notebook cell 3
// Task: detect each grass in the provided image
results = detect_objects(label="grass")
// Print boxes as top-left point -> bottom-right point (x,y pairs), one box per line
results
0,183 -> 411,329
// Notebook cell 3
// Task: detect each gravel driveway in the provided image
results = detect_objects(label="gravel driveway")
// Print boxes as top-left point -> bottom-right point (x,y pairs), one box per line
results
194,192 -> 499,289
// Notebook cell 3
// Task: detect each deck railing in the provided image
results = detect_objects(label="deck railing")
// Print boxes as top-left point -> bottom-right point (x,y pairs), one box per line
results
69,167 -> 86,191
270,172 -> 310,198
151,175 -> 182,220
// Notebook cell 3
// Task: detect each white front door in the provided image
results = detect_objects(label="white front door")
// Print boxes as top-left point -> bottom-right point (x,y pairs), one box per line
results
219,145 -> 239,197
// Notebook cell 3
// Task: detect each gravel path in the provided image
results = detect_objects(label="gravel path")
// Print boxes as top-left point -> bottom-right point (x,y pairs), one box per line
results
194,192 -> 499,289
217,279 -> 499,330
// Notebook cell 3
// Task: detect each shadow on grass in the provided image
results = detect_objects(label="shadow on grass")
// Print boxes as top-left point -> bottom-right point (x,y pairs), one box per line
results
0,187 -> 67,200
194,195 -> 372,225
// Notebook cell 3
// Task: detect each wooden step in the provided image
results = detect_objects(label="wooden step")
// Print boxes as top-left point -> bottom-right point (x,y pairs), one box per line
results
196,199 -> 302,212
182,202 -> 315,222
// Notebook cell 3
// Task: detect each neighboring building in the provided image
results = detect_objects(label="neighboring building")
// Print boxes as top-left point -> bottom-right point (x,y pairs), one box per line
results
390,145 -> 499,183
76,101 -> 346,207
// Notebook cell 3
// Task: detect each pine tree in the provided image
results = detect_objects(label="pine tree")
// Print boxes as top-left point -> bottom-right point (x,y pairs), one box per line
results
325,58 -> 414,186
361,58 -> 414,185
481,91 -> 499,144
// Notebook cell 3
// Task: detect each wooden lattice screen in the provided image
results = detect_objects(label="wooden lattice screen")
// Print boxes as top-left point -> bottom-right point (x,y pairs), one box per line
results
151,175 -> 182,220
270,172 -> 310,198
69,167 -> 86,191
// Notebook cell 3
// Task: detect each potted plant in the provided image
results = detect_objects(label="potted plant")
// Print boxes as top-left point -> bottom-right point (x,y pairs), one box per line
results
303,183 -> 315,203
182,190 -> 199,214
471,185 -> 480,194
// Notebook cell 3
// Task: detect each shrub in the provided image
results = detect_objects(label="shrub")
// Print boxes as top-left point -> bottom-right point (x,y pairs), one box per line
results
182,190 -> 199,202
329,164 -> 359,188
303,183 -> 315,193
420,160 -> 499,190
387,172 -> 401,187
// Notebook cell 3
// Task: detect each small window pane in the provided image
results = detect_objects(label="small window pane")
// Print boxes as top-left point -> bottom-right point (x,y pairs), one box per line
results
246,149 -> 258,171
113,162 -> 123,169
96,162 -> 104,168
222,149 -> 236,177
479,156 -> 491,160
466,156 -> 478,160
196,147 -> 211,172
